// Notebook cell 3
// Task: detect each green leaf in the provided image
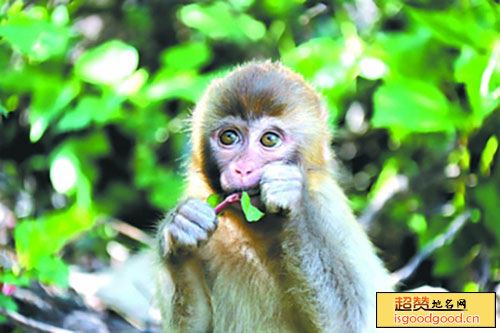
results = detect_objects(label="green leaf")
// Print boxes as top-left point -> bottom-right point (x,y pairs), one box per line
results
179,2 -> 265,43
408,214 -> 427,235
0,294 -> 17,313
75,40 -> 139,85
36,256 -> 69,287
55,95 -> 122,132
29,79 -> 81,142
372,79 -> 456,133
228,0 -> 255,11
374,28 -> 441,81
368,158 -> 399,201
0,16 -> 70,61
0,102 -> 7,116
282,37 -> 357,122
51,5 -> 69,26
15,206 -> 96,271
408,7 -> 496,51
433,245 -> 462,276
474,182 -> 500,245
161,42 -> 212,71
0,272 -> 30,287
56,103 -> 93,133
145,72 -> 212,102
480,135 -> 499,175
241,191 -> 264,222
207,194 -> 222,208
454,47 -> 499,127
262,0 -> 303,16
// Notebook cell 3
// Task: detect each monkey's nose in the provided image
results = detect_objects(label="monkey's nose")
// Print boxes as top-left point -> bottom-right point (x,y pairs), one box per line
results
235,167 -> 253,176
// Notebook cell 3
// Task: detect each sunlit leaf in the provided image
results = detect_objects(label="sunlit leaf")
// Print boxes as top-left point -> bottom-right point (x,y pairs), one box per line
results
36,256 -> 69,287
228,0 -> 255,11
0,294 -> 17,314
15,206 -> 96,271
114,68 -> 149,96
408,214 -> 427,235
282,37 -> 357,122
207,194 -> 222,208
55,95 -> 121,132
408,8 -> 496,51
29,79 -> 81,142
0,102 -> 7,116
51,5 -> 69,26
0,16 -> 70,61
480,135 -> 498,176
179,2 -> 265,43
6,0 -> 24,17
262,0 -> 304,16
463,281 -> 479,292
241,191 -> 264,222
145,72 -> 212,102
50,155 -> 78,193
161,42 -> 212,71
454,46 -> 499,127
75,40 -> 139,85
49,135 -> 109,207
368,158 -> 399,200
149,169 -> 185,209
373,79 -> 456,133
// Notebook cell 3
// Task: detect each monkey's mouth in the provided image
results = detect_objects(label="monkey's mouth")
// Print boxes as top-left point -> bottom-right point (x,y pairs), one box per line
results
227,186 -> 260,197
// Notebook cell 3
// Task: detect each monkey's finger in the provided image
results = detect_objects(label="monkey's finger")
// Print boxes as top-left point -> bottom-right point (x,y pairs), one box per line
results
168,225 -> 198,251
179,201 -> 217,231
186,199 -> 218,223
262,164 -> 302,181
174,214 -> 209,241
261,180 -> 302,196
182,199 -> 217,220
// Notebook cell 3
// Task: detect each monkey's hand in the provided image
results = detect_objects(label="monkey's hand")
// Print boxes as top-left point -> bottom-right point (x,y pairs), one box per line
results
158,199 -> 218,260
260,163 -> 303,215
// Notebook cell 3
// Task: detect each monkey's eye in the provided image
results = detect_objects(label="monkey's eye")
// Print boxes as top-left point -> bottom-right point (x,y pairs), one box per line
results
260,132 -> 281,148
219,130 -> 239,146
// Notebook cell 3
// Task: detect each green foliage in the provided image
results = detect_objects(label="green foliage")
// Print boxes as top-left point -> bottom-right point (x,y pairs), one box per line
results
75,40 -> 139,85
241,192 -> 265,222
0,294 -> 17,322
179,2 -> 266,43
15,206 -> 96,286
373,79 -> 457,133
0,0 -> 498,305
0,5 -> 71,61
207,194 -> 222,209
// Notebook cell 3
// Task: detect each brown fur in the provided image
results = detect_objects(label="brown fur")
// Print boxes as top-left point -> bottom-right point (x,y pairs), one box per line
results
156,61 -> 392,332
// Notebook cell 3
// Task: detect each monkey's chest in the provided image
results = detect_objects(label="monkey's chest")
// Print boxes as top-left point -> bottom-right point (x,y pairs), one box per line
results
205,252 -> 298,333
201,218 -> 301,332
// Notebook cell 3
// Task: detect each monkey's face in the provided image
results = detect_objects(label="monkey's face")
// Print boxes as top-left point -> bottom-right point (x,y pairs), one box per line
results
209,116 -> 296,196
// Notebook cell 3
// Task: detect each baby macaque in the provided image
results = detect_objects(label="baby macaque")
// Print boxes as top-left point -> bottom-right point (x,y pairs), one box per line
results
155,61 -> 391,332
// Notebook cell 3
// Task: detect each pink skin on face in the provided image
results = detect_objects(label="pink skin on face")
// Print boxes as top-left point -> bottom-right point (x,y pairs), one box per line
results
211,117 -> 294,194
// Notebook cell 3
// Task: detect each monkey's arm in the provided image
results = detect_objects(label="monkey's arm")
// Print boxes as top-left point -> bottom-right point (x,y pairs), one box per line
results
155,200 -> 216,332
261,165 -> 391,332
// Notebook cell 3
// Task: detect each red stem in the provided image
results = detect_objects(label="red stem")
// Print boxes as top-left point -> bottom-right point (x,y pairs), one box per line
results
214,192 -> 242,215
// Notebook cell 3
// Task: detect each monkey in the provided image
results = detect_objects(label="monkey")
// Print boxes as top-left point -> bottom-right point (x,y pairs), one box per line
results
155,61 -> 392,332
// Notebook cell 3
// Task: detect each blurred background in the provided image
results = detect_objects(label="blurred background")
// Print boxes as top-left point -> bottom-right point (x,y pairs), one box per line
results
0,0 -> 499,331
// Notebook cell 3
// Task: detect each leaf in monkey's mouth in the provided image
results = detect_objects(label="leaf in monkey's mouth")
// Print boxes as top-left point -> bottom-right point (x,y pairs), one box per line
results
240,191 -> 265,222
208,191 -> 265,222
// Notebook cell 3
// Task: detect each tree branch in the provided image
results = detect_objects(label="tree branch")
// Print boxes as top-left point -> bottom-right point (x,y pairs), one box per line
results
0,308 -> 73,333
391,211 -> 471,285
